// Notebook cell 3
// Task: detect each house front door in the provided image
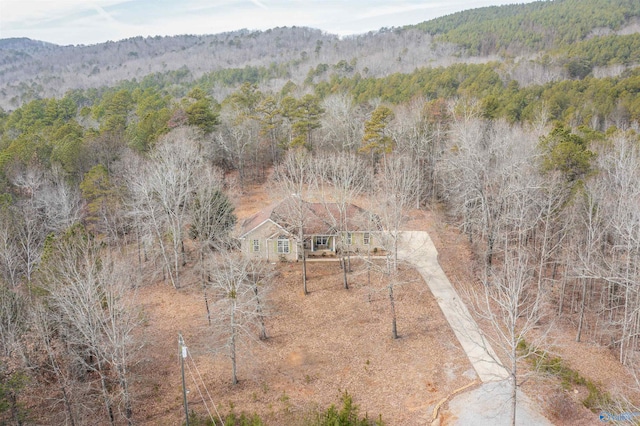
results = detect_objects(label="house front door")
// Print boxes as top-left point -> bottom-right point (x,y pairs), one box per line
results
315,236 -> 329,250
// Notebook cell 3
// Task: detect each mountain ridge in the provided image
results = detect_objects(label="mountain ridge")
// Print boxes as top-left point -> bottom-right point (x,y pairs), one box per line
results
1,0 -> 639,111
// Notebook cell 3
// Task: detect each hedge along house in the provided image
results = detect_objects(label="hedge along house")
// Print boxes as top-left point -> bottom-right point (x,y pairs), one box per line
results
238,198 -> 382,261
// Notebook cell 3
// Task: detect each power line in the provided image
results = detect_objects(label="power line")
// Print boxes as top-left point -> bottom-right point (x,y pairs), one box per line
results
180,335 -> 225,426
187,346 -> 225,425
178,333 -> 190,426
185,357 -> 216,423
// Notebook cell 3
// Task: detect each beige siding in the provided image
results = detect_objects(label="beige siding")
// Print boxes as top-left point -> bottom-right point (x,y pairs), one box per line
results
241,220 -> 381,261
341,231 -> 382,254
241,220 -> 297,262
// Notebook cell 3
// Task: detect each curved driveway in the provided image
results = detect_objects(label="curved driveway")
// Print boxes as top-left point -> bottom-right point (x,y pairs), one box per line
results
398,231 -> 553,425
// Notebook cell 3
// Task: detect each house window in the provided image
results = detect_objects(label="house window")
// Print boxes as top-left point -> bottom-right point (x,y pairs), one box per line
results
252,239 -> 260,252
315,236 -> 328,246
363,232 -> 370,245
346,232 -> 352,245
277,237 -> 290,254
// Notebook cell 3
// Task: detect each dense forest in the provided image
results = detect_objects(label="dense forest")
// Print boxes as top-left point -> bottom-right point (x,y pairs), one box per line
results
1,0 -> 640,424
411,0 -> 640,53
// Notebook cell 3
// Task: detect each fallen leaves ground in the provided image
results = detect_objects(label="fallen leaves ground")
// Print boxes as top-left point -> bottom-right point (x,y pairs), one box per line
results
128,184 -> 638,426
131,257 -> 473,425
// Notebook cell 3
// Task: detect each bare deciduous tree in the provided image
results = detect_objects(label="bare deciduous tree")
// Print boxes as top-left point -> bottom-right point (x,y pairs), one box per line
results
390,96 -> 445,205
376,154 -> 420,271
127,127 -> 204,288
15,202 -> 45,286
0,284 -> 26,359
0,207 -> 22,288
9,166 -> 80,286
40,226 -> 140,425
215,119 -> 255,186
437,119 -> 537,271
468,238 -> 549,426
271,149 -> 317,295
317,151 -> 370,290
207,252 -> 273,384
319,92 -> 364,152
572,134 -> 640,361
369,154 -> 420,339
32,169 -> 82,234
29,302 -> 85,426
190,167 -> 236,323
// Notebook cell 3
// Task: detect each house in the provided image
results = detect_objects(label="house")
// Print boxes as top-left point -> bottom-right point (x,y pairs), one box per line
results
238,198 -> 382,261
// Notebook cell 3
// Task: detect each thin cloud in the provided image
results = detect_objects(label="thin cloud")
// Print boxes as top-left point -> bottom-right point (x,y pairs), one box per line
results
1,0 -> 540,46
2,0 -> 124,23
249,0 -> 269,10
356,3 -> 443,21
91,4 -> 118,24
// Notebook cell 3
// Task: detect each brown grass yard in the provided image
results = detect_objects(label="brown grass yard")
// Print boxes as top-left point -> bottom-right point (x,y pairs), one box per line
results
131,259 -> 473,425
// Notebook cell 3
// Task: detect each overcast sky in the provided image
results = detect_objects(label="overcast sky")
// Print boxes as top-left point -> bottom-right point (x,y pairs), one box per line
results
1,0 -> 538,46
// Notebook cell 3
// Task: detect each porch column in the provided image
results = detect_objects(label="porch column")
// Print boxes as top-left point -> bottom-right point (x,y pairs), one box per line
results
266,238 -> 271,261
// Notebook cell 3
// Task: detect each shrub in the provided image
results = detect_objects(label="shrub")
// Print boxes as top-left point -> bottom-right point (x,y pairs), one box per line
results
185,409 -> 264,426
308,391 -> 384,426
518,339 -> 613,412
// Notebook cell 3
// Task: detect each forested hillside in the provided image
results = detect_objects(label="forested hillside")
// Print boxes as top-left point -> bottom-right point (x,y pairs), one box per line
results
1,0 -> 640,424
0,27 -> 455,109
411,0 -> 640,54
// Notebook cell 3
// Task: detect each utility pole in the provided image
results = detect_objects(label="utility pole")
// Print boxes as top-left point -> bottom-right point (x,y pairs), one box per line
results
179,333 -> 189,426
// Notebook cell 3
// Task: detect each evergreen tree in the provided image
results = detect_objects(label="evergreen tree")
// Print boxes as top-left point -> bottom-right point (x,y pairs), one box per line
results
539,124 -> 596,184
361,105 -> 395,169
184,87 -> 219,134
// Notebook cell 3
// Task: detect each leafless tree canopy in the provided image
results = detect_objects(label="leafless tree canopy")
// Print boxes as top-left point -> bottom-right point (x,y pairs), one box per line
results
206,252 -> 274,385
3,9 -> 640,419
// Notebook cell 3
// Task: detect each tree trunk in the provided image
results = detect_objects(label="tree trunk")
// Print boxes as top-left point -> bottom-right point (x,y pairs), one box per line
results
302,242 -> 308,295
393,233 -> 399,271
136,225 -> 142,275
511,360 -> 517,426
510,330 -> 519,426
155,226 -> 175,288
558,273 -> 567,316
389,282 -> 398,339
620,282 -> 630,364
231,307 -> 238,385
254,285 -> 267,340
201,250 -> 212,325
97,361 -> 115,426
60,382 -> 76,426
367,246 -> 372,287
40,312 -> 77,426
576,278 -> 587,342
9,391 -> 21,426
487,233 -> 495,268
300,228 -> 308,295
118,365 -> 134,426
173,242 -> 180,289
341,256 -> 349,290
202,290 -> 211,325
